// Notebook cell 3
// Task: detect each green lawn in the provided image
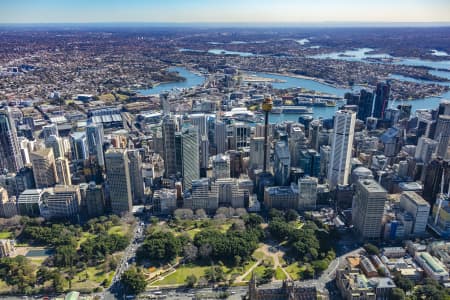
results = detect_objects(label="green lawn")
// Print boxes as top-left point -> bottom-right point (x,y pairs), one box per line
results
285,263 -> 304,280
243,265 -> 267,281
0,280 -> 9,293
0,232 -> 12,239
71,266 -> 114,291
151,266 -> 208,286
77,232 -> 95,248
275,267 -> 287,280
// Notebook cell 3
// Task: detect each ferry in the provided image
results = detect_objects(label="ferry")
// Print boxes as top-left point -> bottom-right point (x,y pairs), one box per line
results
271,106 -> 313,114
296,98 -> 336,107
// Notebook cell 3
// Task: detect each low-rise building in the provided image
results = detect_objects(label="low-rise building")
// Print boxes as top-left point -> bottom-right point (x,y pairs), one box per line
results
414,252 -> 449,282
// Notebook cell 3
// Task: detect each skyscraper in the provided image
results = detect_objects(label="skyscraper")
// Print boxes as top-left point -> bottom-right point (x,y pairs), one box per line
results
373,82 -> 390,119
42,123 -> 58,140
105,148 -> 132,214
55,157 -> 72,186
214,120 -> 227,154
357,89 -> 374,122
0,108 -> 23,173
212,154 -> 230,179
30,148 -> 58,188
45,135 -> 64,159
435,115 -> 450,158
298,176 -> 318,210
70,132 -> 89,162
162,116 -> 177,177
274,140 -> 291,186
250,137 -> 267,170
86,123 -> 105,167
328,110 -> 356,188
181,126 -> 199,190
352,179 -> 387,239
127,149 -> 145,204
414,137 -> 438,164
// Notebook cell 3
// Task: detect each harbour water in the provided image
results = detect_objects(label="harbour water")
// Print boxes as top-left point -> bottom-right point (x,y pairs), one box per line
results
137,67 -> 450,122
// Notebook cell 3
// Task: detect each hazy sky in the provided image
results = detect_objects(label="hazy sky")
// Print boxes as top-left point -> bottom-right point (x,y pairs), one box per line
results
1,0 -> 449,24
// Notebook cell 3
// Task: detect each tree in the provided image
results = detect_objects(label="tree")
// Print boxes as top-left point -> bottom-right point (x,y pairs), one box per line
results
285,209 -> 299,222
260,268 -> 275,284
244,214 -> 263,228
363,243 -> 380,255
121,267 -> 147,295
394,275 -> 414,292
137,231 -> 180,262
185,274 -> 197,287
390,288 -> 406,300
0,256 -> 36,291
204,266 -> 225,283
183,243 -> 198,262
268,209 -> 284,220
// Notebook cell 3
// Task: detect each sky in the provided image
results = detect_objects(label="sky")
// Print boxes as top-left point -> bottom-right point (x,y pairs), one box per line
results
0,0 -> 449,24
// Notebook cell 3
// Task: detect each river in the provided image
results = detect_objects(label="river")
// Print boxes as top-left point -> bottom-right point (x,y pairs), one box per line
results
137,67 -> 450,122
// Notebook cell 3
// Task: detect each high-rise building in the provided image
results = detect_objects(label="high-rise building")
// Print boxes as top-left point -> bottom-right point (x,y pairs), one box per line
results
373,82 -> 390,119
190,113 -> 207,137
181,126 -> 200,190
55,157 -> 72,186
328,110 -> 356,188
274,140 -> 291,186
309,119 -> 323,151
127,149 -> 145,204
200,135 -> 209,175
415,137 -> 438,164
214,120 -> 228,155
298,177 -> 318,210
352,179 -> 387,239
42,123 -> 58,140
45,135 -> 64,159
435,115 -> 450,158
190,178 -> 218,212
0,108 -> 23,173
105,149 -> 132,214
249,137 -> 267,170
86,123 -> 105,166
213,154 -> 230,179
232,122 -> 250,150
30,148 -> 58,188
17,189 -> 45,217
399,191 -> 430,235
70,132 -> 89,162
423,158 -> 450,204
162,116 -> 177,177
357,89 -> 374,122
46,185 -> 80,219
212,178 -> 246,208
153,188 -> 177,214
85,182 -> 105,217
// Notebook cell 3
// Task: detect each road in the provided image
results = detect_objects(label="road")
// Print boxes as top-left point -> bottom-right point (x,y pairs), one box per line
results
104,217 -> 147,299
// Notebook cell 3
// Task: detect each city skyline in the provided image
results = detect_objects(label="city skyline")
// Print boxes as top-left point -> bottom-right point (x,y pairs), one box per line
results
1,0 -> 450,24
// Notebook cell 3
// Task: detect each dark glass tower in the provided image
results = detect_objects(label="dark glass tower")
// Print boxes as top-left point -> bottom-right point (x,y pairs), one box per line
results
373,82 -> 390,119
0,108 -> 23,173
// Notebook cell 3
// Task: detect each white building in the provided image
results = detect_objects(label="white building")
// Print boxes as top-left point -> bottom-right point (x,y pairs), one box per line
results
400,191 -> 430,235
328,110 -> 356,188
298,176 -> 318,210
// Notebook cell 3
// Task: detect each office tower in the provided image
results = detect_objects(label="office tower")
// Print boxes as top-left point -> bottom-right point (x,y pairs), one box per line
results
85,182 -> 105,217
0,109 -> 23,173
249,137 -> 266,170
30,148 -> 58,188
399,191 -> 430,235
213,154 -> 230,179
86,123 -> 105,167
298,149 -> 321,177
320,145 -> 331,180
415,137 -> 438,164
352,179 -> 387,239
17,189 -> 45,217
127,149 -> 145,205
46,185 -> 80,219
435,115 -> 450,158
55,157 -> 71,186
228,150 -> 243,178
438,100 -> 450,116
214,121 -> 228,154
328,110 -> 356,188
373,82 -> 390,119
105,149 -> 132,214
42,123 -> 58,140
232,122 -> 250,150
298,177 -> 318,210
174,132 -> 183,175
200,135 -> 209,176
357,89 -> 374,122
152,189 -> 177,214
191,178 -> 218,212
274,140 -> 291,186
181,126 -> 200,190
0,187 -> 17,218
264,185 -> 298,210
190,113 -> 207,137
45,135 -> 64,159
397,103 -> 412,120
212,178 -> 246,208
309,119 -> 323,151
19,139 -> 31,165
160,92 -> 170,115
423,158 -> 450,204
162,116 -> 177,177
14,167 -> 35,196
70,132 -> 88,162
